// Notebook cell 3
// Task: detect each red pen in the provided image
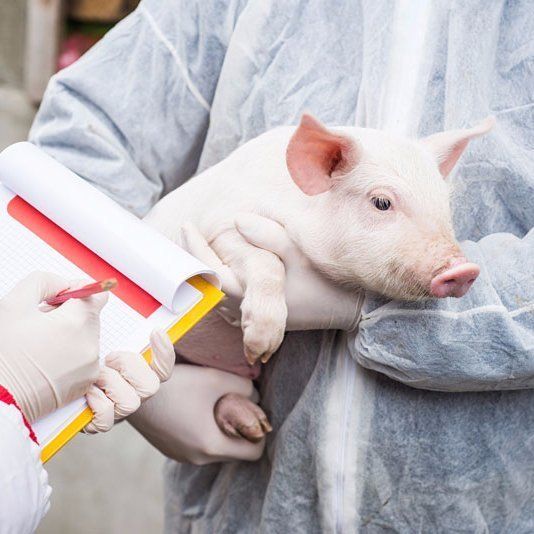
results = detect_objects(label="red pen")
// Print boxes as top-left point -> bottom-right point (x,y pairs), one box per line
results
45,278 -> 118,306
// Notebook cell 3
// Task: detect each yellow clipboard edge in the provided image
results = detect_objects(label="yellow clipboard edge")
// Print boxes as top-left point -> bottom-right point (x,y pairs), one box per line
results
40,275 -> 224,463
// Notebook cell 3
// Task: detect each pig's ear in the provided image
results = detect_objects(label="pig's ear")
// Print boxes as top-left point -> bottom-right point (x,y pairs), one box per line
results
286,114 -> 360,195
422,116 -> 495,178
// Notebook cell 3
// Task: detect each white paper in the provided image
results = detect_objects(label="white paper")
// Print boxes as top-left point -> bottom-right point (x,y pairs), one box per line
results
0,142 -> 220,311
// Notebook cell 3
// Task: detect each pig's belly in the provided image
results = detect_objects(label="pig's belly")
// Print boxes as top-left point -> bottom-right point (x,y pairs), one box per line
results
175,310 -> 260,380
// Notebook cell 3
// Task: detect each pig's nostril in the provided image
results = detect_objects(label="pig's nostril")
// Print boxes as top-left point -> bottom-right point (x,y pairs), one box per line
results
443,276 -> 474,285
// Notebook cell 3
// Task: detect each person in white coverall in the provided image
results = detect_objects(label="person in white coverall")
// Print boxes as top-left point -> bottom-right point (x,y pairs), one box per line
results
29,0 -> 534,532
0,272 -> 176,533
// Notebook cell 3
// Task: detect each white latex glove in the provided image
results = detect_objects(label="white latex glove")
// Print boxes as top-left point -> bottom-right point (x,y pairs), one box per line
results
129,364 -> 264,465
180,215 -> 363,331
0,272 -> 107,422
84,330 -> 175,433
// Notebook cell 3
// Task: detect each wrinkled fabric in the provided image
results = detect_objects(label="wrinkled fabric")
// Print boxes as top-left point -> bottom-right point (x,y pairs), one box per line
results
0,402 -> 51,533
30,0 -> 534,532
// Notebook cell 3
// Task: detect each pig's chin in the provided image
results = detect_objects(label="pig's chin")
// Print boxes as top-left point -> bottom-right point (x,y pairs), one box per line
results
373,262 -> 433,301
380,284 -> 432,302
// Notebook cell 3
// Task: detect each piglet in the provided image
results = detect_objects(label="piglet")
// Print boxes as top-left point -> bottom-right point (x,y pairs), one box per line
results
145,114 -> 494,442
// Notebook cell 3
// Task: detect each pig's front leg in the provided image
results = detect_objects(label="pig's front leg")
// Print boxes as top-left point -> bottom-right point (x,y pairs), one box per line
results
212,230 -> 288,365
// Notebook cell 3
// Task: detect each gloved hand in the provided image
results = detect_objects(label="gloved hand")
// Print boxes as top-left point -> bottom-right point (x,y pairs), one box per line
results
84,330 -> 175,433
181,215 -> 364,331
129,364 -> 264,465
0,272 -> 107,422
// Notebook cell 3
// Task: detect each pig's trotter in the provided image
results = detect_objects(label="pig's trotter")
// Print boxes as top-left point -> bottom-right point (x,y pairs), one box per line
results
242,318 -> 285,365
241,288 -> 287,365
214,393 -> 272,443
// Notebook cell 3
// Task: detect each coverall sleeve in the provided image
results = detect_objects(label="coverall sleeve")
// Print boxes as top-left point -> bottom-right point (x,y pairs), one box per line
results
0,396 -> 50,534
351,228 -> 534,392
30,0 -> 245,216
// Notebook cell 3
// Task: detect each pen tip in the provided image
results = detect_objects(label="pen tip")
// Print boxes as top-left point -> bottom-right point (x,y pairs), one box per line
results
102,278 -> 118,290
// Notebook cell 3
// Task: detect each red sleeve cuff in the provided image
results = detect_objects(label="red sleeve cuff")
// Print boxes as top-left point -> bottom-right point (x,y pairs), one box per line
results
0,385 -> 38,444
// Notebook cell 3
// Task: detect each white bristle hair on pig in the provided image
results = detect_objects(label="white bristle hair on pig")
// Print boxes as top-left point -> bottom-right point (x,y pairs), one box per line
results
144,113 -> 494,442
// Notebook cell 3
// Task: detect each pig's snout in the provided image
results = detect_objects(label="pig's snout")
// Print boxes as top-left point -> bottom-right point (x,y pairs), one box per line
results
430,257 -> 480,298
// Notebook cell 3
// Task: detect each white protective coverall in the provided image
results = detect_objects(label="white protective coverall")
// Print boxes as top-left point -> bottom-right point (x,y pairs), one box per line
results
30,0 -> 534,532
0,399 -> 50,534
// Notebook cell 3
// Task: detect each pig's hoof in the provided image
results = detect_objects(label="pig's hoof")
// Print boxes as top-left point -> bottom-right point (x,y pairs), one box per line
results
242,318 -> 285,365
214,393 -> 272,443
240,290 -> 287,365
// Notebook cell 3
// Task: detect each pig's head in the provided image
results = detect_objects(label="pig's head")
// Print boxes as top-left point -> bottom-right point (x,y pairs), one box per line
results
286,114 -> 495,300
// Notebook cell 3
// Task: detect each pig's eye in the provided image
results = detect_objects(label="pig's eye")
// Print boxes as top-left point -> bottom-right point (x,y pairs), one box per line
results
372,197 -> 392,211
